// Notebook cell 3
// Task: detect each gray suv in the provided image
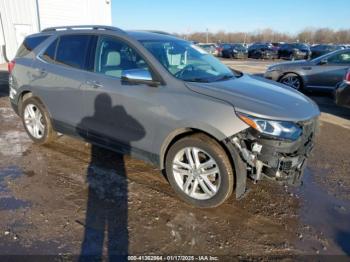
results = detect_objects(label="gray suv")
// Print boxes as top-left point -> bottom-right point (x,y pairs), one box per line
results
9,26 -> 320,208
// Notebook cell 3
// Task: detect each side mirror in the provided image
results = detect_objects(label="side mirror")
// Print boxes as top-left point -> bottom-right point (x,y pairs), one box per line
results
121,69 -> 160,87
319,58 -> 328,65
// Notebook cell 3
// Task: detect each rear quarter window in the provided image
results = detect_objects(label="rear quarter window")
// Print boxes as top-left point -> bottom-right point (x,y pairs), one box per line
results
41,38 -> 58,64
16,35 -> 50,57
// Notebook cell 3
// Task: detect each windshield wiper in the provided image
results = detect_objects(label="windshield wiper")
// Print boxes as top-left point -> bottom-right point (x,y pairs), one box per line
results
213,74 -> 235,82
183,77 -> 211,83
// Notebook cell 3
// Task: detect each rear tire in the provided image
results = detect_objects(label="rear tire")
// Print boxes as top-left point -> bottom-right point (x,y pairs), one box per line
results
21,96 -> 57,145
165,134 -> 234,208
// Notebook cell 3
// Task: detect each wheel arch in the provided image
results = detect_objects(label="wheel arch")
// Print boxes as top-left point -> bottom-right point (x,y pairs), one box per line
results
278,71 -> 305,87
160,127 -> 247,199
17,90 -> 52,119
161,127 -> 234,169
17,90 -> 33,116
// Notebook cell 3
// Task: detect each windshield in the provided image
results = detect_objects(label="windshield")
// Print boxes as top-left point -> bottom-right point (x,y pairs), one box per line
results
141,40 -> 237,82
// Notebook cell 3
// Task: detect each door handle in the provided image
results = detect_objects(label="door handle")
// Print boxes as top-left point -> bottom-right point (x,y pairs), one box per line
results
86,80 -> 103,89
302,67 -> 312,70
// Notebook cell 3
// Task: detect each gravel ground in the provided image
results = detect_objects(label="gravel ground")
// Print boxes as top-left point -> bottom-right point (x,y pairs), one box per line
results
0,60 -> 349,260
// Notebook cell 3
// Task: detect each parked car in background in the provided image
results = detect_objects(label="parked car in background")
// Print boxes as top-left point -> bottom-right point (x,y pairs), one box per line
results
271,42 -> 284,54
248,43 -> 278,59
264,49 -> 350,91
221,43 -> 248,59
310,44 -> 342,59
335,69 -> 350,108
278,43 -> 311,60
9,25 -> 320,208
215,43 -> 225,57
197,43 -> 217,55
271,42 -> 282,51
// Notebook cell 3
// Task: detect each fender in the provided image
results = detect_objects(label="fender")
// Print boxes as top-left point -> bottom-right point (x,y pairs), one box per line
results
223,139 -> 248,200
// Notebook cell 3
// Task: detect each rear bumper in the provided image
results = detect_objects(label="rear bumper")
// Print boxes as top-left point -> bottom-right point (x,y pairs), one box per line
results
261,52 -> 278,59
229,117 -> 318,186
294,53 -> 308,59
233,52 -> 248,59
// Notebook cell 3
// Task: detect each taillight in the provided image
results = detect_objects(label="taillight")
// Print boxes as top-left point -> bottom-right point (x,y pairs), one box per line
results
345,71 -> 350,84
7,60 -> 15,74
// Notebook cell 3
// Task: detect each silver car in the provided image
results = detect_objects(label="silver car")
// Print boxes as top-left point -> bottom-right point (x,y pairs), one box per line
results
265,49 -> 350,91
8,25 -> 320,208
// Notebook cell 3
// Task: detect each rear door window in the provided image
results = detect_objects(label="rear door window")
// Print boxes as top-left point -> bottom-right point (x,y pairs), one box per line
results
55,35 -> 96,70
16,35 -> 50,57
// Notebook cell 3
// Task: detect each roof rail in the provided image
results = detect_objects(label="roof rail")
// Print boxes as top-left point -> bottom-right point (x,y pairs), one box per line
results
142,30 -> 174,36
41,25 -> 125,34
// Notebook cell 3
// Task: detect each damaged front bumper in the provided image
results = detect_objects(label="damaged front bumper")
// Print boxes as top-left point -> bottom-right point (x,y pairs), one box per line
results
228,117 -> 318,186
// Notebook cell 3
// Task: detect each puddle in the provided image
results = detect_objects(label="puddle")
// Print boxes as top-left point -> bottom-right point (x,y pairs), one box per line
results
0,166 -> 23,191
0,237 -> 70,255
0,166 -> 30,210
296,168 -> 350,255
0,197 -> 30,211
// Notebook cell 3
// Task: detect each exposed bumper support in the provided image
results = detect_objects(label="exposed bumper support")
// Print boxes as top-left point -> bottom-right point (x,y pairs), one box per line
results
228,118 -> 317,189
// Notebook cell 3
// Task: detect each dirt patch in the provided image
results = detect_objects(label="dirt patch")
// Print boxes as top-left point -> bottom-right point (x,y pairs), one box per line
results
1,62 -> 350,258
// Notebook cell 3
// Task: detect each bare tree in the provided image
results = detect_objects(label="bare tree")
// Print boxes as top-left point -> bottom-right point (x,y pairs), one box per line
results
176,28 -> 350,44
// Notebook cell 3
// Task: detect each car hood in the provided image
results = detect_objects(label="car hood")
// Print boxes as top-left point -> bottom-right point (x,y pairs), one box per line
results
185,74 -> 320,122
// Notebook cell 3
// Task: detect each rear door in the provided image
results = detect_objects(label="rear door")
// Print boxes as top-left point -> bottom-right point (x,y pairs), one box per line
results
32,34 -> 97,135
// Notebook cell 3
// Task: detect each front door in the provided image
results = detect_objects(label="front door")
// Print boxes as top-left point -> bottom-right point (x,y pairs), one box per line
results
81,35 -> 158,157
308,50 -> 350,89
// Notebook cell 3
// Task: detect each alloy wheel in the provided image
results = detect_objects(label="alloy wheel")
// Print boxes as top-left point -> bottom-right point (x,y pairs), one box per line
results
281,75 -> 301,90
172,147 -> 221,200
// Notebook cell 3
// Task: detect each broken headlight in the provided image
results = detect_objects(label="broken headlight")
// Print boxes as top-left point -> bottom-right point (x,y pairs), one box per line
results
237,112 -> 302,141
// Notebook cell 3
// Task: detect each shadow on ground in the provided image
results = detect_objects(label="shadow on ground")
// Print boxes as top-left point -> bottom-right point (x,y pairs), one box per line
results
309,92 -> 350,120
77,93 -> 145,260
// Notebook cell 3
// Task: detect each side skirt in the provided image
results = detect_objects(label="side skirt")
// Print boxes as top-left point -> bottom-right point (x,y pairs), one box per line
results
52,120 -> 160,168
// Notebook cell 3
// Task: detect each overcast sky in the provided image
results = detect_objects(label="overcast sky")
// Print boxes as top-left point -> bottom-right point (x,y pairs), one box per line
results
112,0 -> 350,34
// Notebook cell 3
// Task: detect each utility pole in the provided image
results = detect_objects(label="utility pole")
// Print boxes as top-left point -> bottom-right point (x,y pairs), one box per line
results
206,28 -> 209,43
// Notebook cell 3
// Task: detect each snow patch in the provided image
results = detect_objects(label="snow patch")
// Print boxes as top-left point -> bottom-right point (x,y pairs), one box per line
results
0,131 -> 31,156
0,107 -> 17,120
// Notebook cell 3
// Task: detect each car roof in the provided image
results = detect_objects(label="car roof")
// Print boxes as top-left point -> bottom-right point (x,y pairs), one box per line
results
126,30 -> 185,42
37,26 -> 186,42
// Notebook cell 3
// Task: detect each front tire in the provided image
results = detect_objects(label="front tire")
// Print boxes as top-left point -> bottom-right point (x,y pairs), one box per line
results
279,73 -> 303,91
165,134 -> 234,208
21,97 -> 57,145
